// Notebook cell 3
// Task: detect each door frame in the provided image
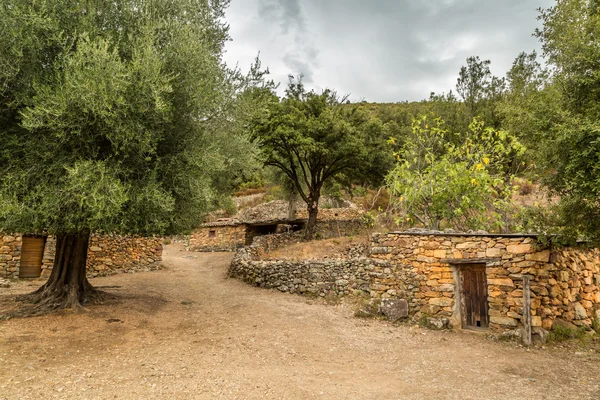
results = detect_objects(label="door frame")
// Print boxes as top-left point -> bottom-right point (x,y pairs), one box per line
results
451,262 -> 490,330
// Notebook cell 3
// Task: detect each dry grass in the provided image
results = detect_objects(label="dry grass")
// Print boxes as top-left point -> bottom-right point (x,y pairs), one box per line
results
260,235 -> 370,261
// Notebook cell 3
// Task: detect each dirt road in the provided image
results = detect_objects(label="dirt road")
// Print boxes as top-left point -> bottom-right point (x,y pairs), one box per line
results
1,245 -> 599,399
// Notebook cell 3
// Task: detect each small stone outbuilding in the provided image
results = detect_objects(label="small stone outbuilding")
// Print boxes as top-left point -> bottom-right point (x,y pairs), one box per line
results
0,233 -> 163,279
370,232 -> 600,331
190,200 -> 365,252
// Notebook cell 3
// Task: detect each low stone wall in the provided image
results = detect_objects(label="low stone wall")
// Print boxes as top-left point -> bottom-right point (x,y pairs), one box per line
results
189,224 -> 246,252
313,219 -> 366,239
230,233 -> 382,297
83,234 -> 163,277
1,233 -> 162,279
230,230 -> 600,332
0,234 -> 23,278
295,207 -> 364,221
230,257 -> 375,297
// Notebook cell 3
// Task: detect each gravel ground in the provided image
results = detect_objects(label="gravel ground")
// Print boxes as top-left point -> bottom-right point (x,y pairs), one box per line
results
0,244 -> 599,400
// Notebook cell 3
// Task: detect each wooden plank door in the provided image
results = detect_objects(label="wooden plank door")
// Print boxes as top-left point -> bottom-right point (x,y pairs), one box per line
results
19,236 -> 46,278
460,265 -> 489,329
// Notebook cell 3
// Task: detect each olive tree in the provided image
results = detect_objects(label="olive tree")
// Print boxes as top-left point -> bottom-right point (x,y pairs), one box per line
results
0,0 -> 257,314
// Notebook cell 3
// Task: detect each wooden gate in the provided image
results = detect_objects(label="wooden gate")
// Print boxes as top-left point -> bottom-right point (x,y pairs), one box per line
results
460,264 -> 489,329
19,236 -> 46,278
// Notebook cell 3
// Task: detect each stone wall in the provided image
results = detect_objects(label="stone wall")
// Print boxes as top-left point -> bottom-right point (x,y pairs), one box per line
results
0,234 -> 23,278
83,234 -> 163,277
1,233 -> 162,279
313,219 -> 366,239
230,233 -> 380,297
295,207 -> 364,221
190,217 -> 365,253
230,230 -> 600,332
370,233 -> 600,331
189,224 -> 247,252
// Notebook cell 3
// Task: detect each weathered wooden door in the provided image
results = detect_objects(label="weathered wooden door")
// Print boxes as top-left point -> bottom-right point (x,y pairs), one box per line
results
460,265 -> 489,329
19,236 -> 46,278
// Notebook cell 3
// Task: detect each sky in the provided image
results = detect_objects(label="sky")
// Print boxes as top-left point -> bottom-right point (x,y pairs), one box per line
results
222,0 -> 555,103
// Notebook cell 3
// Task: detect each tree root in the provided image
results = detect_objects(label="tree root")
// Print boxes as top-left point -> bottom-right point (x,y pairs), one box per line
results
0,285 -> 116,320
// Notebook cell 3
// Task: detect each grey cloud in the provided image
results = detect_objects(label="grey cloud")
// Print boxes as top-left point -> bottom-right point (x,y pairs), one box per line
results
225,0 -> 554,101
258,0 -> 319,83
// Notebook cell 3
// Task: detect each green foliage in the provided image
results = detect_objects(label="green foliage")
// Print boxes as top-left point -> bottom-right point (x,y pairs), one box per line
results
251,77 -> 386,236
547,324 -> 588,343
455,56 -> 506,128
386,115 -> 525,231
507,0 -> 600,244
0,0 -> 263,236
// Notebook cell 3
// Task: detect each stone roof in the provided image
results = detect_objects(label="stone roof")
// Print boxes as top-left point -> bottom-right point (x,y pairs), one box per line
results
201,199 -> 363,228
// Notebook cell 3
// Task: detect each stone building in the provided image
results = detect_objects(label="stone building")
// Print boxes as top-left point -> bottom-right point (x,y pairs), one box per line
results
189,200 -> 365,252
370,232 -> 600,331
0,233 -> 163,279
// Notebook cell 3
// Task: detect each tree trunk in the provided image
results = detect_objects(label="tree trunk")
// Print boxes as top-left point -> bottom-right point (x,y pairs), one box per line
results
288,190 -> 297,220
14,232 -> 107,315
305,197 -> 319,240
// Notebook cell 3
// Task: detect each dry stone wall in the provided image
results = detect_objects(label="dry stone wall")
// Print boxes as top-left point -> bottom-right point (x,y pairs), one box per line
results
371,233 -> 600,331
83,234 -> 163,277
0,234 -> 23,278
1,233 -> 162,279
230,233 -> 381,297
189,224 -> 246,252
230,230 -> 600,332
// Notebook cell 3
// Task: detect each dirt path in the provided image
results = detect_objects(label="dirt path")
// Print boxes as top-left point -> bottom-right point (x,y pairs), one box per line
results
1,245 -> 599,399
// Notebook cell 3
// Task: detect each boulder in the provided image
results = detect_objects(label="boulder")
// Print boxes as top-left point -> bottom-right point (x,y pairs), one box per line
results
380,298 -> 409,322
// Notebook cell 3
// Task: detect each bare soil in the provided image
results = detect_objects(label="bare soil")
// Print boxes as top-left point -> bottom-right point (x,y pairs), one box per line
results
1,245 -> 599,400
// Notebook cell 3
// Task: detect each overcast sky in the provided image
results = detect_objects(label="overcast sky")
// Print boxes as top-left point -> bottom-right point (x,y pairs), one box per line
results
222,0 -> 555,103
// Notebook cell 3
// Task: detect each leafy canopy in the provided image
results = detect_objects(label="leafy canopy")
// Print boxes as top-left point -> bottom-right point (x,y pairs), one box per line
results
250,78 -> 384,211
386,115 -> 525,231
510,0 -> 600,243
0,0 -> 258,236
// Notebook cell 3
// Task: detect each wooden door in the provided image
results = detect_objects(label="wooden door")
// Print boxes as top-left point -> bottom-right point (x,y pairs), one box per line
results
19,236 -> 46,278
460,265 -> 489,329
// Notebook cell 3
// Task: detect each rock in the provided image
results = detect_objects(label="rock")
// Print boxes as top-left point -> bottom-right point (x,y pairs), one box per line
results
380,298 -> 409,322
506,244 -> 531,254
573,302 -> 588,320
501,328 -> 523,341
527,250 -> 551,262
425,317 -> 450,330
485,248 -> 502,258
429,298 -> 453,307
532,327 -> 549,345
0,278 -> 10,288
552,318 -> 578,331
490,316 -> 518,327
487,278 -> 515,288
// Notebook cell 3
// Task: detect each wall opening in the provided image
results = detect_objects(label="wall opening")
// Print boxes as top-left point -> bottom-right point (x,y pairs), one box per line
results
456,263 -> 489,329
19,235 -> 46,278
245,224 -> 278,245
208,230 -> 216,238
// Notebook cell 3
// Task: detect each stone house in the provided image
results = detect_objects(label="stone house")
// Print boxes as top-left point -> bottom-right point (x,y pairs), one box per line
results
369,232 -> 600,331
0,233 -> 163,279
190,200 -> 365,252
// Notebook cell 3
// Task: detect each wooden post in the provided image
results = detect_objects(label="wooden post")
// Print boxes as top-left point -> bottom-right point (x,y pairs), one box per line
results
522,275 -> 532,346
